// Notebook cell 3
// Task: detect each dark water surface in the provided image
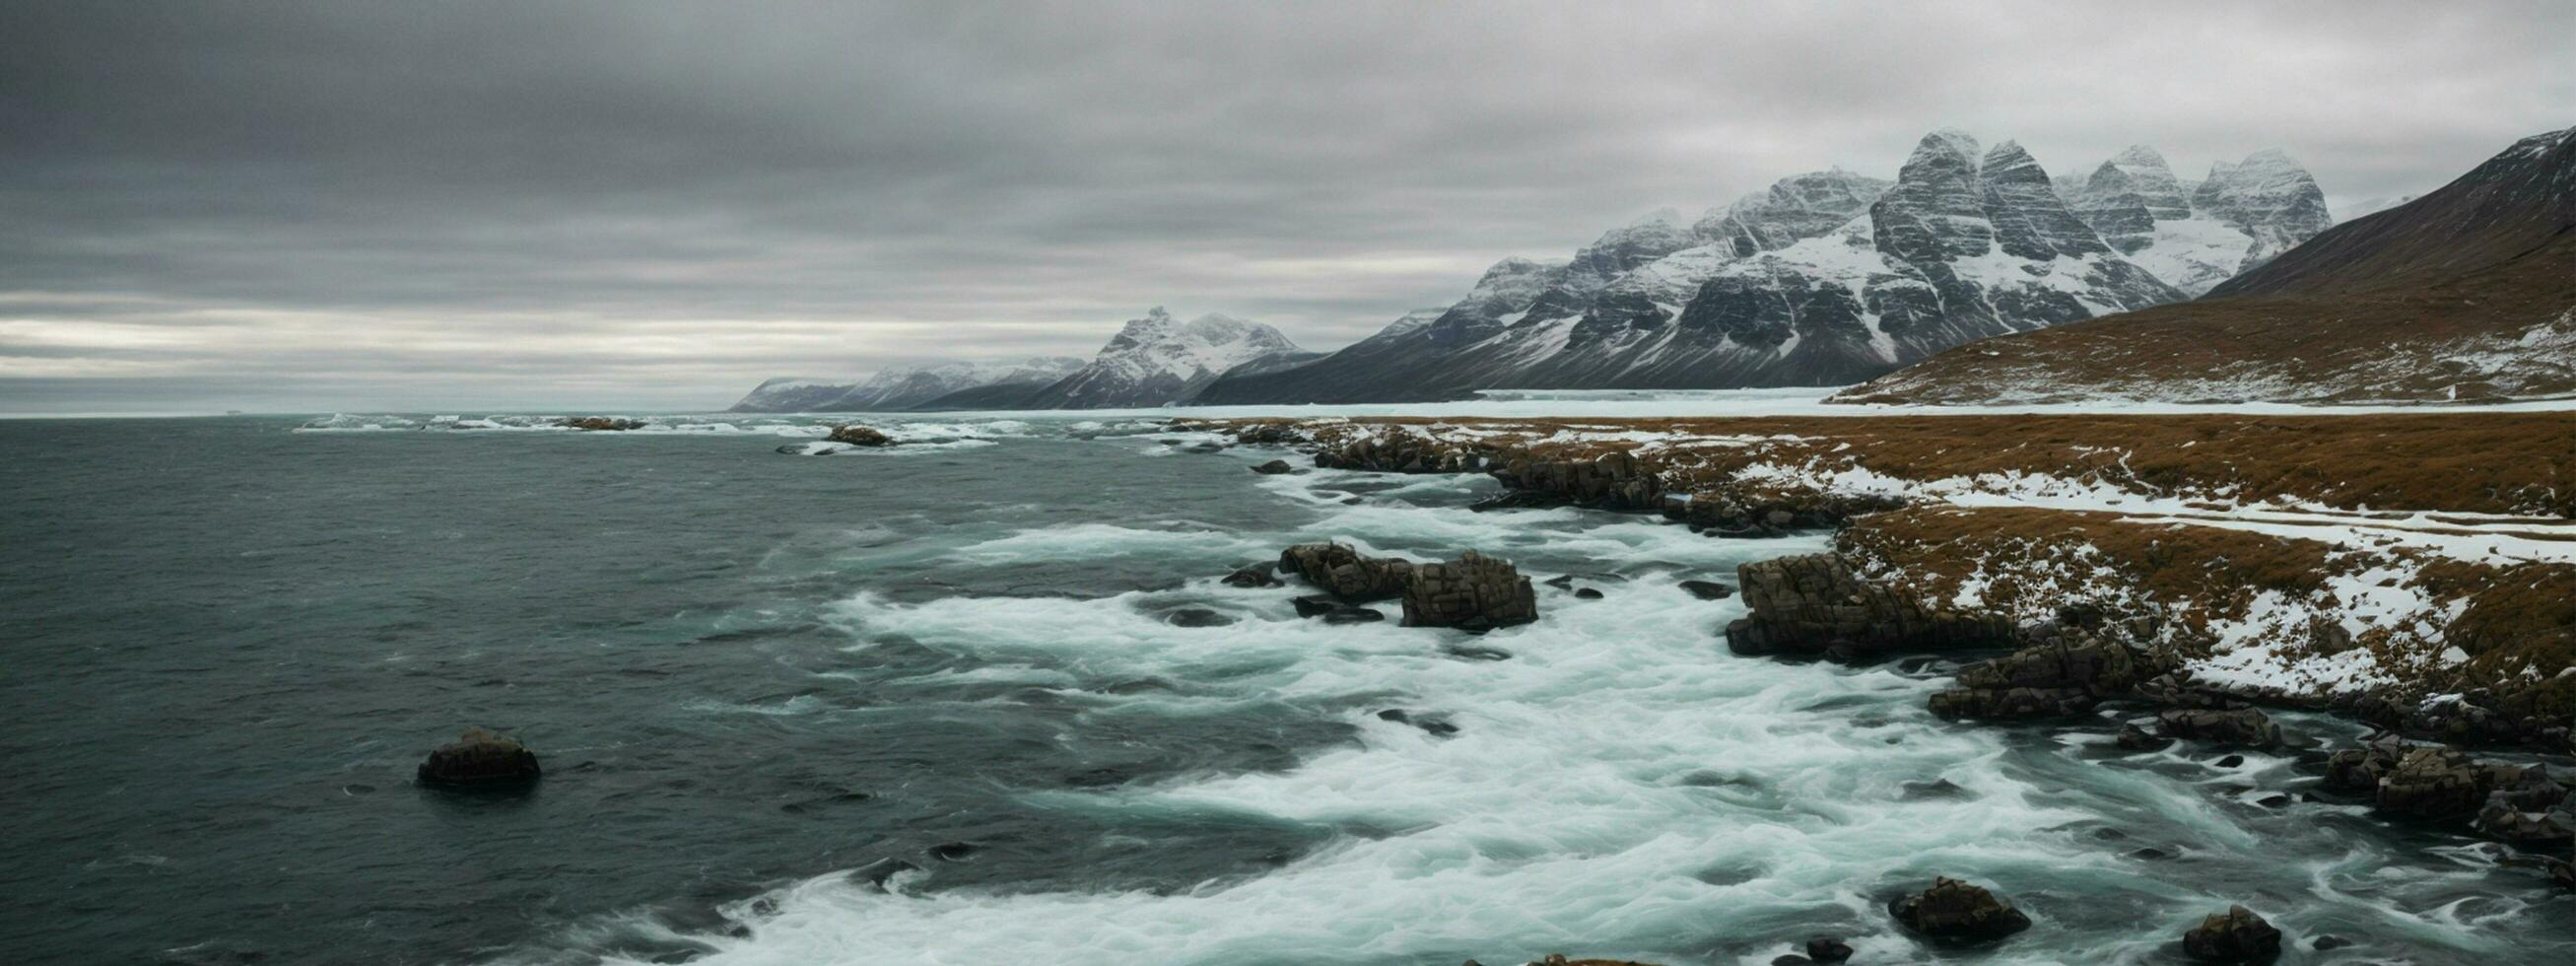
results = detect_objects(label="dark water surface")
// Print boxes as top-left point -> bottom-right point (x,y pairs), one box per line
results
1,415 -> 2567,966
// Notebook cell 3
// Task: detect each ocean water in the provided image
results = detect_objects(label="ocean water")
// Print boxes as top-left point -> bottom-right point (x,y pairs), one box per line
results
0,413 -> 2567,966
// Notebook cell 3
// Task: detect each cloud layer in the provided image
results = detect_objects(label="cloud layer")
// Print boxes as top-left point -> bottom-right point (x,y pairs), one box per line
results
4,1 -> 2569,411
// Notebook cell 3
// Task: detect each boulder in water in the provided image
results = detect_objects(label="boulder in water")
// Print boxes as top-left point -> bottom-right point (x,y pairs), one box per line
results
826,424 -> 894,447
417,727 -> 541,789
1278,542 -> 1416,601
1887,876 -> 2031,942
1401,551 -> 1539,631
1726,554 -> 2013,662
1802,936 -> 1852,964
2181,905 -> 2282,964
1221,564 -> 1284,588
558,416 -> 642,431
1250,458 -> 1294,475
2156,708 -> 2284,749
1678,580 -> 1733,600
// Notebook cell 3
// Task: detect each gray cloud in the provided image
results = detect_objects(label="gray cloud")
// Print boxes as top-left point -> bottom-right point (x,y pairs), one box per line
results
3,0 -> 2569,411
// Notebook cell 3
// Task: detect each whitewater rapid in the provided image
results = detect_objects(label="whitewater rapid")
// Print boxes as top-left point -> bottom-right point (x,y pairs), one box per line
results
498,427 -> 2563,966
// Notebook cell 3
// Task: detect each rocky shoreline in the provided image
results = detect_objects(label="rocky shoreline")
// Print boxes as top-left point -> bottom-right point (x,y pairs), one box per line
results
1174,411 -> 2576,956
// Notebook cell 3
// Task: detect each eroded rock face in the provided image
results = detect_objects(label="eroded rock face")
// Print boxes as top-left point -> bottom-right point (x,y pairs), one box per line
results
1401,551 -> 1539,631
2156,708 -> 2285,749
826,424 -> 894,447
2182,905 -> 2282,964
417,727 -> 541,788
1887,876 -> 2032,942
1725,554 -> 2014,661
1278,542 -> 1416,601
1930,624 -> 2144,721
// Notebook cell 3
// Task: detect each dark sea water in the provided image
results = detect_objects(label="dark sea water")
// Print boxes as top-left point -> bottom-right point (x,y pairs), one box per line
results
1,413 -> 2567,966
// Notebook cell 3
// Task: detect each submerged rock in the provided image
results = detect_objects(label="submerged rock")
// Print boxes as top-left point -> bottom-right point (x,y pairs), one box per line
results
1726,554 -> 2014,662
1678,580 -> 1734,601
825,424 -> 894,447
2181,905 -> 2282,964
2156,708 -> 2284,749
417,727 -> 541,789
1401,551 -> 1539,632
1887,876 -> 2032,942
1250,458 -> 1294,475
1163,607 -> 1234,628
1278,542 -> 1416,601
1221,564 -> 1284,588
1802,936 -> 1853,964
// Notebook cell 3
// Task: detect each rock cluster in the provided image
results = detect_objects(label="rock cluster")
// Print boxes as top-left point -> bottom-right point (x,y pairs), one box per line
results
2350,690 -> 2573,753
1725,554 -> 2014,661
1313,433 -> 1493,473
2181,905 -> 2281,964
558,416 -> 643,431
1887,876 -> 2031,942
1277,542 -> 1415,601
826,424 -> 895,447
1227,422 -> 1305,446
417,727 -> 542,789
1664,487 -> 1907,536
1487,450 -> 1665,511
2155,708 -> 2285,749
1930,623 -> 2146,720
1401,551 -> 1539,631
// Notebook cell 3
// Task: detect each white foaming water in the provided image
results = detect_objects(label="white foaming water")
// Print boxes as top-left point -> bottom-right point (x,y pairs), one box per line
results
392,423 -> 2557,966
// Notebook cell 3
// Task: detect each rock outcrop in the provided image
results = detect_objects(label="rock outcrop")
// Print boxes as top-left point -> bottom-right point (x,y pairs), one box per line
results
826,424 -> 895,447
1314,432 -> 1496,474
558,416 -> 642,431
1725,554 -> 2014,661
2155,708 -> 2285,749
1277,542 -> 1416,601
417,727 -> 541,789
1665,488 -> 1905,536
1929,624 -> 2146,721
2181,905 -> 2282,964
1401,551 -> 1539,631
1486,450 -> 1666,511
1887,877 -> 2032,942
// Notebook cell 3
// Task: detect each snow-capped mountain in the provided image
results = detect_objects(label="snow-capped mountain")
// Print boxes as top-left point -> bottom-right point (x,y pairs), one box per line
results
1017,308 -> 1306,409
2063,146 -> 2330,295
728,357 -> 1085,412
1842,126 -> 2576,405
1200,130 -> 2180,403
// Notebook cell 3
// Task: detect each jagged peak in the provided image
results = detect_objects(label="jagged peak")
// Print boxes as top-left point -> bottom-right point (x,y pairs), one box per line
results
2110,144 -> 2172,171
1981,139 -> 2042,172
1627,206 -> 1686,229
1916,128 -> 1982,163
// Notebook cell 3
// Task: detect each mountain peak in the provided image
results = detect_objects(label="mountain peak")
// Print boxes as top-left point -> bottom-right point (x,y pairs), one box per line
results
2110,144 -> 2172,171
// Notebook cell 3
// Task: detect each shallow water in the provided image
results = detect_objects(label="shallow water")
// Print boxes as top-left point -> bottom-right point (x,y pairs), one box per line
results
0,414 -> 2566,965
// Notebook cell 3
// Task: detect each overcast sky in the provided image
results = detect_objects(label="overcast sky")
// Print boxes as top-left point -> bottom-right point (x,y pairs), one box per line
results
3,1 -> 2569,412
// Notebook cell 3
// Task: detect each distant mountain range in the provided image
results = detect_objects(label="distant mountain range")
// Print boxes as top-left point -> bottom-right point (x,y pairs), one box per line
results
1842,125 -> 2576,405
1197,129 -> 2331,404
733,127 -> 2404,411
729,308 -> 1308,412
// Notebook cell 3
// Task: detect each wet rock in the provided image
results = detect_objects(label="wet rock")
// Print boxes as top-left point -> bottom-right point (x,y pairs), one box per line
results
1376,709 -> 1459,736
1573,587 -> 1605,600
1803,936 -> 1852,964
1678,580 -> 1734,600
559,416 -> 643,431
1322,607 -> 1386,625
1665,487 -> 1907,536
1444,644 -> 1514,661
1279,542 -> 1416,601
2376,744 -> 2522,819
1291,595 -> 1342,618
928,842 -> 978,862
1250,459 -> 1294,475
1887,876 -> 2031,942
2181,905 -> 2281,964
2215,754 -> 2245,768
2131,847 -> 2173,861
825,424 -> 893,447
1523,956 -> 1663,966
1184,442 -> 1226,453
1900,778 -> 1971,800
2311,934 -> 2352,951
2156,708 -> 2284,749
2255,794 -> 2293,808
416,727 -> 541,789
1292,594 -> 1385,624
1228,423 -> 1303,446
1401,551 -> 1538,632
1726,554 -> 2014,662
2474,773 -> 2574,845
1543,574 -> 1576,589
2116,724 -> 2172,751
1221,564 -> 1284,588
1163,607 -> 1234,628
2321,737 -> 2406,794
